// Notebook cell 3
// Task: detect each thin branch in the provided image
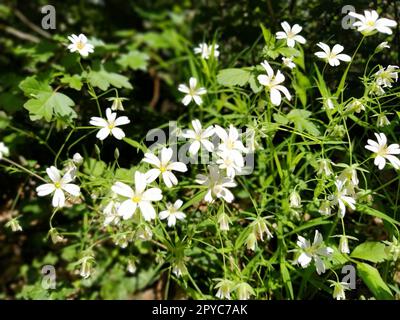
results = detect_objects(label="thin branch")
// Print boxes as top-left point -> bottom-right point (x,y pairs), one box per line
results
0,24 -> 40,43
14,8 -> 52,39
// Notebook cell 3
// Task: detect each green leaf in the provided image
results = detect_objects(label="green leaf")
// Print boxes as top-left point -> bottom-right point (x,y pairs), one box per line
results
217,68 -> 251,87
286,109 -> 320,136
117,51 -> 149,71
273,113 -> 289,125
280,262 -> 294,299
19,76 -> 51,96
357,262 -> 393,300
123,137 -> 147,153
357,204 -> 400,227
260,23 -> 275,46
351,242 -> 388,263
24,91 -> 76,122
61,74 -> 83,91
276,47 -> 300,57
83,158 -> 107,177
87,68 -> 133,91
248,74 -> 263,93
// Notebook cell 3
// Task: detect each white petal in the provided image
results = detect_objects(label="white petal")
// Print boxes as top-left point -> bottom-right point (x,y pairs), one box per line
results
96,127 -> 111,140
36,183 -> 56,196
111,127 -> 125,140
62,183 -> 80,196
142,187 -> 163,201
112,181 -> 134,198
138,201 -> 156,221
144,168 -> 161,183
118,200 -> 136,219
46,166 -> 61,183
52,189 -> 65,208
114,116 -> 130,126
167,161 -> 187,172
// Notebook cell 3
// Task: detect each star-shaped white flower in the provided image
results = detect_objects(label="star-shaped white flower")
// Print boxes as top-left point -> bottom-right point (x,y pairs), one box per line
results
182,119 -> 215,155
296,230 -> 333,275
178,77 -> 207,106
374,65 -> 399,88
102,199 -> 121,226
331,179 -> 356,218
194,43 -> 220,59
216,149 -> 244,178
349,10 -> 397,36
282,56 -> 296,69
214,124 -> 247,167
0,142 -> 9,160
365,132 -> 400,170
159,199 -> 186,227
36,166 -> 80,208
275,21 -> 306,48
196,165 -> 237,203
111,171 -> 162,221
314,42 -> 351,66
67,34 -> 94,57
257,60 -> 291,106
89,108 -> 130,140
142,147 -> 188,188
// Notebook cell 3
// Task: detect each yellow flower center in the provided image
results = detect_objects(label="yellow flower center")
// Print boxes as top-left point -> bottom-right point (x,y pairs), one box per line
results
77,41 -> 85,50
367,20 -> 375,27
54,182 -> 61,188
108,121 -> 115,129
132,196 -> 141,203
160,166 -> 167,173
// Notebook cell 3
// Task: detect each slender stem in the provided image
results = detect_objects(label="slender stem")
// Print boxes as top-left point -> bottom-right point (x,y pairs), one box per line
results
2,157 -> 47,182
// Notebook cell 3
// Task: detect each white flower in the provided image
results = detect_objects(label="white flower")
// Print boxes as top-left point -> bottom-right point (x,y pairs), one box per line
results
331,179 -> 356,218
194,43 -> 220,59
275,21 -> 306,47
365,132 -> 400,170
253,217 -> 273,241
329,281 -> 350,300
317,159 -> 333,176
376,41 -> 390,52
67,34 -> 94,57
215,125 -> 248,154
142,147 -> 187,188
374,65 -> 399,88
102,200 -> 121,226
111,171 -> 162,221
36,166 -> 80,208
172,260 -> 188,277
235,282 -> 255,300
215,279 -> 234,300
319,200 -> 332,216
246,233 -> 258,251
181,119 -> 215,155
159,199 -> 186,227
196,165 -> 236,203
296,230 -> 333,275
257,60 -> 291,106
314,42 -> 351,67
376,113 -> 391,127
107,97 -> 127,111
72,153 -> 83,165
339,235 -> 350,254
217,212 -> 231,231
337,164 -> 359,187
0,142 -> 9,159
282,56 -> 296,69
289,191 -> 302,208
5,218 -> 22,232
127,259 -> 137,274
346,99 -> 365,113
178,77 -> 207,106
89,108 -> 130,140
349,10 -> 397,36
216,150 -> 243,178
